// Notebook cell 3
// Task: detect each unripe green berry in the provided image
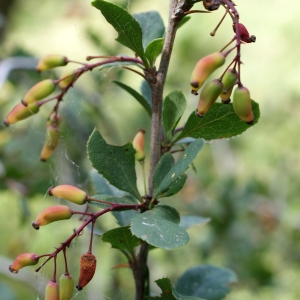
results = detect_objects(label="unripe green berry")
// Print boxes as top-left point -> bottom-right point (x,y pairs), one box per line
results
190,52 -> 225,94
32,205 -> 72,230
132,129 -> 146,161
48,185 -> 88,205
232,86 -> 254,125
60,273 -> 74,300
36,54 -> 68,71
221,69 -> 238,90
45,280 -> 59,300
9,253 -> 39,273
196,79 -> 224,117
3,103 -> 39,126
220,86 -> 233,104
40,124 -> 59,162
59,70 -> 77,89
22,79 -> 56,105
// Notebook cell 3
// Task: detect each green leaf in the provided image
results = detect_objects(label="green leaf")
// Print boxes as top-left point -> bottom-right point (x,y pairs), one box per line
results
133,11 -> 165,48
174,100 -> 260,142
92,0 -> 147,65
112,80 -> 152,117
178,16 -> 191,28
90,172 -> 137,225
98,60 -> 144,70
145,38 -> 164,66
87,129 -> 141,200
131,205 -> 189,249
163,90 -> 187,143
179,215 -> 211,229
153,139 -> 205,199
140,80 -> 152,106
153,153 -> 187,198
149,278 -> 204,300
102,226 -> 141,253
175,265 -> 238,300
88,194 -> 138,209
153,153 -> 175,191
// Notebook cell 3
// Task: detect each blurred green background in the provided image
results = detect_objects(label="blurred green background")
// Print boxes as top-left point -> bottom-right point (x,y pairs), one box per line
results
1,0 -> 300,299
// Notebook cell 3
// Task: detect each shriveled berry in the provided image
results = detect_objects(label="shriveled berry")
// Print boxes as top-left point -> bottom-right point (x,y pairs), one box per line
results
76,253 -> 97,290
203,0 -> 221,11
233,23 -> 256,43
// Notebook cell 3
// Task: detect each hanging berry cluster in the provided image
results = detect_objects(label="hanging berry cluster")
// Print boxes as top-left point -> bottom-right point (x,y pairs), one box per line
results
3,54 -> 145,161
187,0 -> 256,124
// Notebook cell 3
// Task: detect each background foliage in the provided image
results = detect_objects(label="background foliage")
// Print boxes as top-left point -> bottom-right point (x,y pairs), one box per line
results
1,0 -> 300,299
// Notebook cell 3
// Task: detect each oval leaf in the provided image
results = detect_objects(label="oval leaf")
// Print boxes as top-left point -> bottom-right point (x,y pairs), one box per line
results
153,139 -> 204,199
87,129 -> 141,200
112,80 -> 152,117
145,38 -> 164,66
163,90 -> 187,143
92,0 -> 148,66
174,100 -> 260,142
130,206 -> 189,249
175,265 -> 238,300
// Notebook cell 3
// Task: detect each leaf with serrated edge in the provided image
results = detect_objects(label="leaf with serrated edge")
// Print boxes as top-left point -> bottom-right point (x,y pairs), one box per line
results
175,265 -> 237,300
148,278 -> 204,300
174,100 -> 260,142
112,80 -> 151,117
163,90 -> 187,143
153,139 -> 204,199
87,129 -> 141,200
102,226 -> 141,253
130,206 -> 189,249
133,11 -> 165,49
145,38 -> 164,66
92,0 -> 147,65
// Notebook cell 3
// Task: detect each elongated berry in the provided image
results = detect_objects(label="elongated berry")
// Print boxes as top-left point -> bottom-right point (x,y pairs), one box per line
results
45,280 -> 59,300
3,103 -> 39,126
232,86 -> 254,124
59,70 -> 77,89
203,0 -> 221,11
132,129 -> 145,161
76,253 -> 97,290
190,52 -> 225,94
9,253 -> 39,273
221,69 -> 238,90
22,79 -> 56,105
40,124 -> 59,161
48,185 -> 88,205
32,205 -> 72,230
196,79 -> 224,117
60,273 -> 74,300
233,23 -> 256,43
36,54 -> 68,71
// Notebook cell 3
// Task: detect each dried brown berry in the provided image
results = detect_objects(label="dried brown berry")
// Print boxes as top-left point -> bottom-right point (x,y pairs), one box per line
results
76,253 -> 97,290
